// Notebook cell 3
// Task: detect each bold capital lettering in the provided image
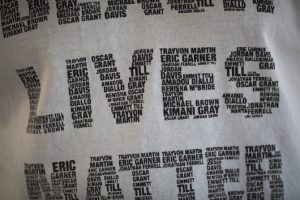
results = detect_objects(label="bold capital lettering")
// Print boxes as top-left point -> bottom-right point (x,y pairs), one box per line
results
24,160 -> 79,200
245,144 -> 284,199
167,0 -> 215,13
119,152 -> 161,199
160,47 -> 219,121
0,0 -> 50,38
205,146 -> 244,199
66,57 -> 93,129
91,49 -> 153,124
86,155 -> 124,199
56,0 -> 102,25
16,67 -> 64,134
162,149 -> 204,199
104,0 -> 164,19
253,0 -> 275,14
223,47 -> 279,118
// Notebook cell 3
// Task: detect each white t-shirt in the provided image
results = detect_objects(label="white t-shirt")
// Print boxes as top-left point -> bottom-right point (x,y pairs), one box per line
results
0,0 -> 300,199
